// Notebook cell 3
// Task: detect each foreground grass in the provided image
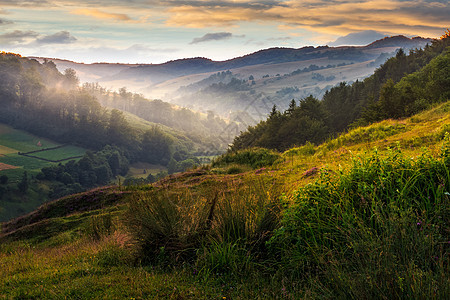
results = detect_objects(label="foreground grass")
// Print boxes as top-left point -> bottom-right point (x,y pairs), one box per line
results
1,102 -> 450,299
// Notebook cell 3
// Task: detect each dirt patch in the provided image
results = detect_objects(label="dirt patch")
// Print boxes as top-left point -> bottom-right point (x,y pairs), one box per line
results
128,162 -> 166,176
0,162 -> 18,171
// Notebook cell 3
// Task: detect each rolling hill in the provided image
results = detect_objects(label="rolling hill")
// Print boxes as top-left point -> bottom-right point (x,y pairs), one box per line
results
32,35 -> 431,120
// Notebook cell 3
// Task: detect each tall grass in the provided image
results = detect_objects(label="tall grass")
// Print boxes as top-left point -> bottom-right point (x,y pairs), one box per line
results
126,176 -> 285,271
268,136 -> 450,298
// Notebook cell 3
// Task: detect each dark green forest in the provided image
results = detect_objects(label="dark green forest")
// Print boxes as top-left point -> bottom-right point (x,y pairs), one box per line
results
231,33 -> 450,151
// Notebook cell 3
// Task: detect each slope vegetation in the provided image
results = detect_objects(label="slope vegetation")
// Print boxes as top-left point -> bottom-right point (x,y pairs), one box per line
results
1,101 -> 449,298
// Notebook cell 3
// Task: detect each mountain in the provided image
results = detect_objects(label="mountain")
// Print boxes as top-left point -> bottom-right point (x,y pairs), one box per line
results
230,34 -> 450,152
366,35 -> 431,49
31,35 -> 432,120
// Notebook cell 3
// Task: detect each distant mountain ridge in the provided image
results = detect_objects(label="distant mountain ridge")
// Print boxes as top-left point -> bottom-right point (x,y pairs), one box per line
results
366,35 -> 431,49
30,35 -> 432,119
30,35 -> 432,83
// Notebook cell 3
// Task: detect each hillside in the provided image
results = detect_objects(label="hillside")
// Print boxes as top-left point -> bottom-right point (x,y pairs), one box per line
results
0,52 -> 240,222
34,36 -> 431,119
1,101 -> 449,298
230,34 -> 450,151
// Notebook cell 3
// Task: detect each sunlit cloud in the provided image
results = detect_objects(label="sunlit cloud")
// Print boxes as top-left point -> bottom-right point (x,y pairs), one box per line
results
166,6 -> 262,28
164,0 -> 448,37
1,0 -> 448,64
71,8 -> 132,21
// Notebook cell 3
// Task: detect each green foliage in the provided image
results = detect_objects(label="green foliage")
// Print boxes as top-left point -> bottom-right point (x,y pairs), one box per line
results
141,126 -> 173,166
36,146 -> 129,199
232,96 -> 329,152
213,148 -> 281,169
284,141 -> 316,156
268,146 -> 449,297
17,171 -> 28,192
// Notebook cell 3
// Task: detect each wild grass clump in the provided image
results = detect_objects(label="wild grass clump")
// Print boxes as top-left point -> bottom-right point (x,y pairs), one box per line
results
284,141 -> 316,157
268,137 -> 450,298
126,177 -> 285,273
212,148 -> 281,169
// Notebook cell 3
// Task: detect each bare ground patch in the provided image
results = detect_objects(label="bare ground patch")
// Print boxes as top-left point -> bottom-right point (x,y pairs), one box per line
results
0,162 -> 18,171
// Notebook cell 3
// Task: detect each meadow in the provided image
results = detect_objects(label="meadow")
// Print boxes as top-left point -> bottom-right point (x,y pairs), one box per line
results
0,102 -> 448,298
0,124 -> 86,182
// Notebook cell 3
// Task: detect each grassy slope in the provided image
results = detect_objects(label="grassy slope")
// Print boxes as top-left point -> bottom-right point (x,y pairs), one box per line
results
1,102 -> 449,298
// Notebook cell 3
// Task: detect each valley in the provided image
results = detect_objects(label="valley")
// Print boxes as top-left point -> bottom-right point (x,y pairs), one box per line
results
33,36 -> 431,120
0,29 -> 448,299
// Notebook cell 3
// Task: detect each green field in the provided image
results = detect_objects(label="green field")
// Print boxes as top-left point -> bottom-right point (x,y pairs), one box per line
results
0,124 -> 60,152
0,123 -> 86,182
29,145 -> 86,161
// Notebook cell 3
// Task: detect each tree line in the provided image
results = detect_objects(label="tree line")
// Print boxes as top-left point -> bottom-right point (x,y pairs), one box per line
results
231,31 -> 450,152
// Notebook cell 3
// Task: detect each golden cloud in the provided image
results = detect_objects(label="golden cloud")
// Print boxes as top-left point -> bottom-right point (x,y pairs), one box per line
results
164,0 -> 448,38
71,8 -> 131,21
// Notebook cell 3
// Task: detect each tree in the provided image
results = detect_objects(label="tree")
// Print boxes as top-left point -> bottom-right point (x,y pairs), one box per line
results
141,126 -> 173,165
18,171 -> 28,192
63,68 -> 79,89
0,175 -> 8,184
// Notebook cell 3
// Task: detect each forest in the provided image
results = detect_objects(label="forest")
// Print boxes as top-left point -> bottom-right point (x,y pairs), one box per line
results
230,33 -> 450,151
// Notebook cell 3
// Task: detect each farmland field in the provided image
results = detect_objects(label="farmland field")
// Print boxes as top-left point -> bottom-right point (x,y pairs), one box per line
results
27,145 -> 86,161
0,123 -> 86,182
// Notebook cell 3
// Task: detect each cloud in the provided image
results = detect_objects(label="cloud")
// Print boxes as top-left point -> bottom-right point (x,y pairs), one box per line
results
0,18 -> 13,25
164,0 -> 448,38
0,1 -> 50,6
329,30 -> 387,46
71,8 -> 132,21
267,36 -> 292,41
0,30 -> 77,47
0,30 -> 39,45
190,32 -> 234,44
36,31 -> 77,44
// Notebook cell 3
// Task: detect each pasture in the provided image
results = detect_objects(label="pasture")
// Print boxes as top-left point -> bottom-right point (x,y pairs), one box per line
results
0,123 -> 86,182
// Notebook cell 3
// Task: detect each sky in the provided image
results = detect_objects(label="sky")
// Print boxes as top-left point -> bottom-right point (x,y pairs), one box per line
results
0,0 -> 448,64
